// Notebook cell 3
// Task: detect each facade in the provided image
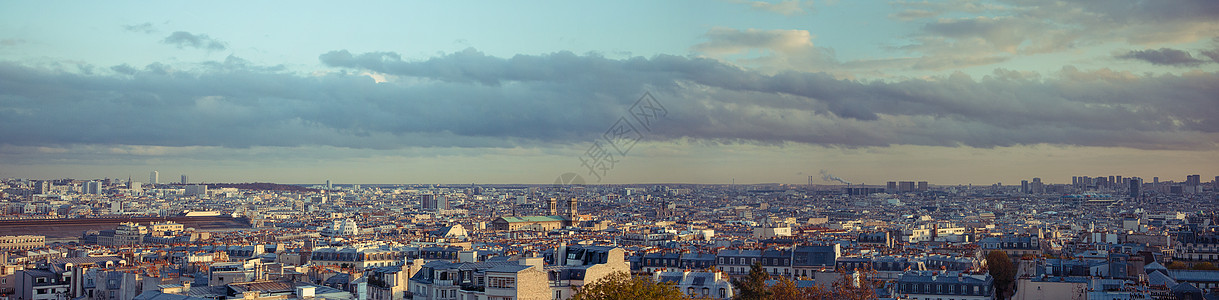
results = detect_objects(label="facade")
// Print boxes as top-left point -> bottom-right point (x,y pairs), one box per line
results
0,235 -> 45,251
654,270 -> 735,299
716,250 -> 761,276
979,236 -> 1041,258
490,216 -> 568,231
895,271 -> 994,300
15,269 -> 69,300
310,246 -> 408,269
792,244 -> 840,278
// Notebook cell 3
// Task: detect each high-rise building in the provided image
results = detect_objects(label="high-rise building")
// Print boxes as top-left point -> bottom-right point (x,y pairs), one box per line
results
1031,178 -> 1044,194
420,194 -> 435,210
1021,180 -> 1029,194
1129,178 -> 1141,199
1186,175 -> 1201,194
85,181 -> 102,195
898,181 -> 915,192
326,180 -> 332,190
34,180 -> 53,195
180,174 -> 188,185
1214,176 -> 1219,191
886,182 -> 897,192
917,181 -> 928,192
150,171 -> 159,184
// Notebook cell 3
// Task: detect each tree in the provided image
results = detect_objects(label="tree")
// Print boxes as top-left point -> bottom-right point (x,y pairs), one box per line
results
1167,261 -> 1188,269
828,267 -> 879,300
732,263 -> 773,300
769,277 -> 805,300
986,251 -> 1017,300
570,271 -> 689,300
1191,262 -> 1217,270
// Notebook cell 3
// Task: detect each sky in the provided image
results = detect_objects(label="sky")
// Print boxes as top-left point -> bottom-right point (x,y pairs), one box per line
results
1,0 -> 1217,185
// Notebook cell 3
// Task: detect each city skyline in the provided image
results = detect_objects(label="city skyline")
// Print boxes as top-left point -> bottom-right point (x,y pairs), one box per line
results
1,1 -> 1217,185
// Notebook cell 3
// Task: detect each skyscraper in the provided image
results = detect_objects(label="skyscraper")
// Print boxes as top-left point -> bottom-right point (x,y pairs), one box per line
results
1129,178 -> 1140,199
181,174 -> 188,185
150,171 -> 159,184
1021,180 -> 1029,194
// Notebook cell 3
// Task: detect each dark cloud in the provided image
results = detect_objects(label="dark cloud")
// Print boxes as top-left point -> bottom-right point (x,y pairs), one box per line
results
1117,48 -> 1209,66
162,31 -> 226,51
0,50 -> 1216,153
1201,49 -> 1219,63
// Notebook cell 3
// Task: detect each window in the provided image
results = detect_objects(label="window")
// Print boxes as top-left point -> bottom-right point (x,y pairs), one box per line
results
555,290 -> 562,299
488,276 -> 515,288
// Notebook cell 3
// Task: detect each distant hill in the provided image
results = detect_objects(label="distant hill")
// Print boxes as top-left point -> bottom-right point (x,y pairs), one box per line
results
199,182 -> 318,192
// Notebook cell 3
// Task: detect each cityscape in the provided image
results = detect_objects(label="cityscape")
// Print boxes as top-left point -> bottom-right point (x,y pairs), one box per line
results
2,1 -> 1219,300
0,174 -> 1216,300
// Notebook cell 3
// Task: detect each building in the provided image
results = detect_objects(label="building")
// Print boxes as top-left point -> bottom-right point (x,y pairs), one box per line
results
895,270 -> 994,300
979,235 -> 1042,258
420,194 -> 450,211
34,180 -> 53,195
654,270 -> 735,299
84,181 -> 102,195
409,258 -> 549,300
717,250 -> 762,276
310,246 -> 408,269
185,184 -> 207,196
15,269 -> 69,300
491,216 -> 568,231
0,235 -> 45,251
1129,177 -> 1141,199
899,181 -> 916,192
149,171 -> 158,184
917,181 -> 928,191
792,244 -> 840,278
363,264 -> 422,300
323,219 -> 359,236
491,197 -> 578,231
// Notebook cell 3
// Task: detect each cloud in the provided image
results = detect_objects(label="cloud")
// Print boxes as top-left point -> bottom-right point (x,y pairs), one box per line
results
0,50 -> 1216,156
123,22 -> 156,34
162,31 -> 227,51
736,0 -> 810,16
1117,48 -> 1210,66
888,0 -> 1219,70
889,9 -> 939,21
691,28 -> 843,74
693,28 -> 814,56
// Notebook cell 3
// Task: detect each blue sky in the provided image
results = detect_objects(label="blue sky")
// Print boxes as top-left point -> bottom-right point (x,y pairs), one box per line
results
1,0 -> 1217,185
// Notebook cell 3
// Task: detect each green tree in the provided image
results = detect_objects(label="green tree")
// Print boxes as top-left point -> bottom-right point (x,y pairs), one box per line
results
986,251 -> 1017,300
732,263 -> 772,300
570,271 -> 689,300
